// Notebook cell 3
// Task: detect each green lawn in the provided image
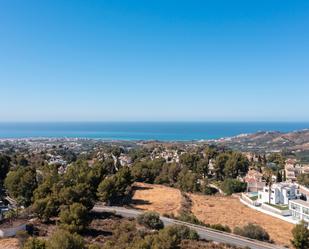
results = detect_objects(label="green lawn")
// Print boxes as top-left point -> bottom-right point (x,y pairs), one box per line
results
265,203 -> 289,210
249,195 -> 258,201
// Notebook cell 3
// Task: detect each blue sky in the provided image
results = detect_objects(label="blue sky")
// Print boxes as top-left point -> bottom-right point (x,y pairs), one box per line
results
0,0 -> 308,122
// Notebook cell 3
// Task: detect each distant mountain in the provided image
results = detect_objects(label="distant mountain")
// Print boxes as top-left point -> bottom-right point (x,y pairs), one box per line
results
213,129 -> 309,154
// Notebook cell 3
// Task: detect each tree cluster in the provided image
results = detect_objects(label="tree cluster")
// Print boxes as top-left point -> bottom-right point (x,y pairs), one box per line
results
102,219 -> 199,249
137,211 -> 164,230
4,166 -> 38,207
220,178 -> 247,195
291,220 -> 309,249
213,152 -> 249,180
233,223 -> 270,242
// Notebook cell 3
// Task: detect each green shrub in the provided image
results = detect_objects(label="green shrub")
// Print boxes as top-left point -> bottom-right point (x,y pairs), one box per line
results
48,229 -> 85,249
177,169 -> 200,192
291,220 -> 309,249
220,179 -> 246,195
144,225 -> 199,249
23,237 -> 46,249
59,203 -> 89,233
163,225 -> 199,241
4,167 -> 38,207
202,186 -> 218,195
97,167 -> 133,205
210,224 -> 231,233
176,212 -> 204,226
137,211 -> 164,230
234,223 -> 270,242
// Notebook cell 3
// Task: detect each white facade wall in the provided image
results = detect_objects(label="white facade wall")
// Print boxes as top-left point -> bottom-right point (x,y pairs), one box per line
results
289,200 -> 309,223
258,183 -> 299,205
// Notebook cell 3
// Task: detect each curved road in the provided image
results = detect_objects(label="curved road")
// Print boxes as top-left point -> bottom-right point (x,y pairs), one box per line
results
93,205 -> 285,249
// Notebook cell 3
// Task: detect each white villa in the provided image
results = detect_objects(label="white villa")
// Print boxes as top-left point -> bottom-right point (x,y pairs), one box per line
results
289,199 -> 309,223
258,182 -> 300,205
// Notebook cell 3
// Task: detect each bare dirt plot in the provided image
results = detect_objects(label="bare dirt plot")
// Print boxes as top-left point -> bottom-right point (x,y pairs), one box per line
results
131,182 -> 182,216
190,194 -> 293,247
131,183 -> 293,247
0,238 -> 19,249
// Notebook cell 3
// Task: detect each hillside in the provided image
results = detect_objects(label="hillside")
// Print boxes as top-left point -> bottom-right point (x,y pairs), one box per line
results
213,129 -> 309,159
132,182 -> 293,247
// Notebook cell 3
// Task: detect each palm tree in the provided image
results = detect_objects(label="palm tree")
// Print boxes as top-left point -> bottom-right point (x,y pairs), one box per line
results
264,168 -> 273,204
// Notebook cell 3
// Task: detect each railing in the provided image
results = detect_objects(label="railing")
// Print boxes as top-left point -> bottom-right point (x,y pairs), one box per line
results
240,193 -> 260,206
261,203 -> 291,216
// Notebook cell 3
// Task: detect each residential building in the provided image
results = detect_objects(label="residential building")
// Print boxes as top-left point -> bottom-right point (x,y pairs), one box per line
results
258,182 -> 300,205
208,159 -> 215,175
289,199 -> 309,223
284,159 -> 308,182
285,159 -> 301,181
244,169 -> 266,192
118,155 -> 132,166
301,164 -> 309,174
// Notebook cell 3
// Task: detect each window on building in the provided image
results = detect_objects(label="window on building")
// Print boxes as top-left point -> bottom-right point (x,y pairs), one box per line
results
291,203 -> 300,211
303,214 -> 309,221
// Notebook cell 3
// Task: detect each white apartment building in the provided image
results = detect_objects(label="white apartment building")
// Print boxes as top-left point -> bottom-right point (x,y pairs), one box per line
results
289,199 -> 309,223
258,182 -> 300,205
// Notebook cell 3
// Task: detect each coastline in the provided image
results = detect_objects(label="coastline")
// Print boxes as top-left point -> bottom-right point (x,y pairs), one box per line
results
0,122 -> 308,141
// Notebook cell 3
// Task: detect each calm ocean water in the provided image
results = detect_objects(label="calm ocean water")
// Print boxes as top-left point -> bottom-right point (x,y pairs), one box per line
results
0,122 -> 308,141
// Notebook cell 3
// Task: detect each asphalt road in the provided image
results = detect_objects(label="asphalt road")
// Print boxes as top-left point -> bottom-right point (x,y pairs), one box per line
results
93,206 -> 285,249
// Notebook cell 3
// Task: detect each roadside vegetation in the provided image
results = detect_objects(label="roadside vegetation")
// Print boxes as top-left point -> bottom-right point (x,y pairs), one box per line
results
291,220 -> 309,249
137,211 -> 164,230
234,223 -> 270,242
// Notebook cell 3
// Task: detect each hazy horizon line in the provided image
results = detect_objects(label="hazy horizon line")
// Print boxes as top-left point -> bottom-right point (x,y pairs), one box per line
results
1,120 -> 309,123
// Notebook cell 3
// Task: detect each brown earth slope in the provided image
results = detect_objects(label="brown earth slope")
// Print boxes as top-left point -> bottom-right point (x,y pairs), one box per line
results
190,194 -> 293,247
132,182 -> 293,247
0,238 -> 19,249
131,182 -> 182,216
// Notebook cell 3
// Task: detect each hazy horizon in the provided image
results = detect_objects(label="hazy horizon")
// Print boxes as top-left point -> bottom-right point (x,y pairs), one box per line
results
1,121 -> 309,123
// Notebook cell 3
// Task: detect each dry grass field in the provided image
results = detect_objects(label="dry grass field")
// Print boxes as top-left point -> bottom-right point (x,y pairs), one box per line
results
189,194 -> 293,247
131,182 -> 293,247
131,182 -> 182,216
0,238 -> 19,249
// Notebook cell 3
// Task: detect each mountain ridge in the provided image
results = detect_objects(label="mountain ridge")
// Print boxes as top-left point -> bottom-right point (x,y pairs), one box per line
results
213,129 -> 309,155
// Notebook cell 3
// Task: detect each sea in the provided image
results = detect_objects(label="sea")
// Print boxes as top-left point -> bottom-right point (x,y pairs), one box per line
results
0,122 -> 308,141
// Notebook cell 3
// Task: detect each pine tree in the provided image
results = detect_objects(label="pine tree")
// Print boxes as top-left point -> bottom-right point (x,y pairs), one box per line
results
291,220 -> 309,249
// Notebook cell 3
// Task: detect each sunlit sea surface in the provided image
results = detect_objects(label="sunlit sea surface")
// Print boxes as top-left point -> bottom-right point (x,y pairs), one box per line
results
0,122 -> 308,141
